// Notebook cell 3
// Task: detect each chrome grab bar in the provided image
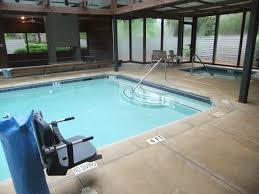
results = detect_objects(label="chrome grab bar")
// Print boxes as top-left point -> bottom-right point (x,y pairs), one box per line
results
191,54 -> 213,76
133,58 -> 166,92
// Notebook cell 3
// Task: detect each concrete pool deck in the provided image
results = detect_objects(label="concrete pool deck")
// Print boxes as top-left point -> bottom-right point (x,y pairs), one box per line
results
0,63 -> 259,194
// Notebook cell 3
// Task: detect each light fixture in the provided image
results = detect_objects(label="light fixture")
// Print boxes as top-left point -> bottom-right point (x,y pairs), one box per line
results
21,16 -> 25,20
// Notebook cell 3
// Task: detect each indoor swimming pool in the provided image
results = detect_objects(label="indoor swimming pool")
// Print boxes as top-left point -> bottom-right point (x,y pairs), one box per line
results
0,75 -> 212,180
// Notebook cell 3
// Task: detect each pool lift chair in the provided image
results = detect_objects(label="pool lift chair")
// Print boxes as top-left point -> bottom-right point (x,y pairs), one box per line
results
33,111 -> 102,176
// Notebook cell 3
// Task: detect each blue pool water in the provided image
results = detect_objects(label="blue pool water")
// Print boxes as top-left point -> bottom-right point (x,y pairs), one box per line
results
0,76 -> 212,180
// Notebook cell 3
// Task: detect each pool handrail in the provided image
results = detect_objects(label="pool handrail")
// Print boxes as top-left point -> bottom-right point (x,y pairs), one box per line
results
133,58 -> 166,92
191,54 -> 213,76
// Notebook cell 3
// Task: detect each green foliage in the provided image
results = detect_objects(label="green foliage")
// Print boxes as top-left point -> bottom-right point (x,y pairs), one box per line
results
146,18 -> 161,37
218,13 -> 243,35
56,47 -> 71,52
183,49 -> 190,58
80,32 -> 87,39
197,16 -> 216,36
4,33 -> 25,40
14,48 -> 27,54
164,19 -> 178,37
132,19 -> 143,37
117,20 -> 129,39
28,43 -> 48,53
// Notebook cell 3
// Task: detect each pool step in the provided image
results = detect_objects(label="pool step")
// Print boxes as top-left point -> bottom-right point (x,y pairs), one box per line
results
123,88 -> 201,112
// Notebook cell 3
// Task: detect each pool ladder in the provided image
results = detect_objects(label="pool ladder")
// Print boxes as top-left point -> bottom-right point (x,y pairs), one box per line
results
133,57 -> 167,92
122,58 -> 168,107
191,54 -> 213,76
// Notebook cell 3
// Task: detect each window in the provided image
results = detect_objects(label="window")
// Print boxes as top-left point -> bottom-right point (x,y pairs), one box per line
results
183,24 -> 192,62
27,33 -> 47,53
132,19 -> 143,62
184,17 -> 193,23
146,18 -> 161,62
80,32 -> 88,49
117,20 -> 130,61
4,33 -> 27,54
196,16 -> 216,63
163,19 -> 178,57
216,13 -> 243,66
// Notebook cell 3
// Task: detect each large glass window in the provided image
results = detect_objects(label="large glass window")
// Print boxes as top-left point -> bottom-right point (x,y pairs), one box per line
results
146,18 -> 161,62
183,24 -> 192,62
27,33 -> 47,53
4,33 -> 27,54
163,19 -> 178,57
196,16 -> 216,63
216,13 -> 243,66
132,19 -> 143,62
117,20 -> 130,61
80,32 -> 88,49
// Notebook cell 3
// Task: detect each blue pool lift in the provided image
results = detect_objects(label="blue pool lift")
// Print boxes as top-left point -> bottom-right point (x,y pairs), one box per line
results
0,111 -> 102,194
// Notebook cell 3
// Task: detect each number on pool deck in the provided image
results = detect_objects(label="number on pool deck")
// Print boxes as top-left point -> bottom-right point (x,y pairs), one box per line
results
146,135 -> 166,145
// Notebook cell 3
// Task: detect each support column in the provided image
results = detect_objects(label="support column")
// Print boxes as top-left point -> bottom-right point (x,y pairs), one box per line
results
72,17 -> 81,61
129,19 -> 132,61
112,16 -> 119,72
190,16 -> 197,59
161,18 -> 164,51
44,16 -> 57,63
72,47 -> 81,61
212,15 -> 219,64
0,20 -> 8,68
143,18 -> 146,63
239,0 -> 259,103
177,17 -> 184,63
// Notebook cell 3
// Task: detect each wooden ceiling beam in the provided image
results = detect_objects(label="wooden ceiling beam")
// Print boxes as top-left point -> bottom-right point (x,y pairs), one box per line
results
115,0 -> 181,15
115,0 -> 252,15
166,0 -> 252,14
0,2 -> 113,15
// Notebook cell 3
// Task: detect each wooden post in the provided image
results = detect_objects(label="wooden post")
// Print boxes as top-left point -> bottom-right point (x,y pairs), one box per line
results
0,20 -> 8,68
129,19 -> 132,61
190,16 -> 197,60
161,18 -> 164,51
112,16 -> 119,72
177,17 -> 183,63
143,18 -> 146,63
239,0 -> 259,103
212,15 -> 219,64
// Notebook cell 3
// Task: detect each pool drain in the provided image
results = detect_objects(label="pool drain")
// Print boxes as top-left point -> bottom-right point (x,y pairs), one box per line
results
81,187 -> 98,194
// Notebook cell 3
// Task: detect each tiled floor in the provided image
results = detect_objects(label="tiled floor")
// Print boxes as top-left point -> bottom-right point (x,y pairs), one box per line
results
0,63 -> 259,194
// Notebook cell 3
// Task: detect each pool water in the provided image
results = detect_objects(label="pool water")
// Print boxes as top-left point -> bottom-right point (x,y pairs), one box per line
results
180,66 -> 253,80
0,76 -> 212,180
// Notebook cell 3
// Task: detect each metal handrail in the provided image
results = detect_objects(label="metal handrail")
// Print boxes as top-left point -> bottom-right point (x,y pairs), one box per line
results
133,58 -> 166,92
191,54 -> 213,75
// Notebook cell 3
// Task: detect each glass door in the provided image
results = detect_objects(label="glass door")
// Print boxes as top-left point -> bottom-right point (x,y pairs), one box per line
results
182,24 -> 192,62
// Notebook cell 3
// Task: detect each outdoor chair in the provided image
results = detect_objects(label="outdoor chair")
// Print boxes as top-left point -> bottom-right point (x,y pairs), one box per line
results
167,50 -> 178,65
151,50 -> 167,66
33,111 -> 102,176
